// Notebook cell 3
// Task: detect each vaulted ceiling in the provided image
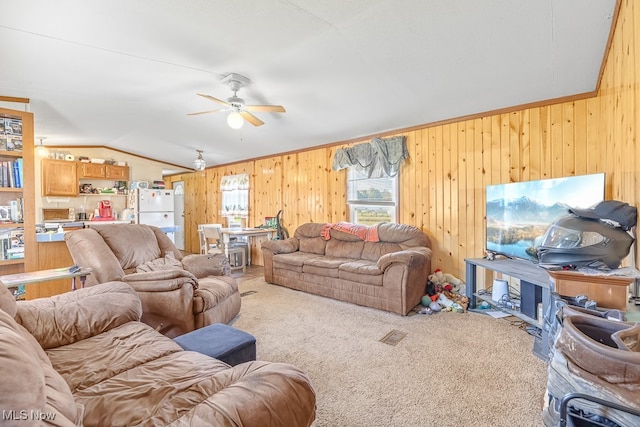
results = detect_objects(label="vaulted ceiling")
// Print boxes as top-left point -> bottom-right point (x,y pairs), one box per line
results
0,0 -> 618,173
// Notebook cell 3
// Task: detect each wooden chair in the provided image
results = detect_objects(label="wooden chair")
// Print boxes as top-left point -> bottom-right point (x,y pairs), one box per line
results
201,224 -> 246,273
197,223 -> 223,254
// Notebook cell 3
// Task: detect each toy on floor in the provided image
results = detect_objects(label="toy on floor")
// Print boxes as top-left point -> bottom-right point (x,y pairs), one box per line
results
421,269 -> 467,313
428,268 -> 464,293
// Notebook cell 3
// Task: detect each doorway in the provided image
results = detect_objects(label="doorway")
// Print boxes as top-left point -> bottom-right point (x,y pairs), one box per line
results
173,181 -> 185,250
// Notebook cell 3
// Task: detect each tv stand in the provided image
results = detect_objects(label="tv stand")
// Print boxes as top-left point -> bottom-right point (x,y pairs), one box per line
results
465,257 -> 551,361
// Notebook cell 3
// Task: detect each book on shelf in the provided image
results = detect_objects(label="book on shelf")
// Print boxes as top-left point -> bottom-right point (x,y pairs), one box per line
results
0,159 -> 23,188
9,199 -> 22,222
0,206 -> 10,221
0,227 -> 24,260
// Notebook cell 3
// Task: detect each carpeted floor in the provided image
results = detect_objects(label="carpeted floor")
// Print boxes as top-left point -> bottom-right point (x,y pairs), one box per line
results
231,277 -> 549,427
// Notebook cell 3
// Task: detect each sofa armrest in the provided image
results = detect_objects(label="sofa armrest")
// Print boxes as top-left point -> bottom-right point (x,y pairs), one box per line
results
261,238 -> 299,254
15,281 -> 142,350
122,270 -> 198,292
181,253 -> 230,278
377,247 -> 432,270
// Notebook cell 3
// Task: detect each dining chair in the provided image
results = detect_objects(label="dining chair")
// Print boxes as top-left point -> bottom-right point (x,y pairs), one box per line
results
197,223 -> 223,254
200,224 -> 246,272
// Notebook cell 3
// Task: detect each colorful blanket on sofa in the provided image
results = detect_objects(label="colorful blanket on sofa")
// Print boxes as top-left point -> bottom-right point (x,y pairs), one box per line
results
320,222 -> 380,242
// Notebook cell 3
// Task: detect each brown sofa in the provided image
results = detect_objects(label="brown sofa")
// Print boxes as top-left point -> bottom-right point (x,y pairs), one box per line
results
261,222 -> 432,315
0,281 -> 316,426
65,224 -> 240,337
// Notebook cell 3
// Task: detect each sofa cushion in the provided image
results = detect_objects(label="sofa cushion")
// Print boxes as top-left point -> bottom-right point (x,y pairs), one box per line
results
337,260 -> 384,286
46,321 -> 184,392
362,241 -> 403,261
294,223 -> 327,255
302,256 -> 354,278
377,222 -> 431,248
338,260 -> 382,276
64,227 -> 126,286
273,253 -> 323,272
16,281 -> 142,350
299,237 -> 327,255
326,239 -> 364,259
193,276 -> 239,313
94,224 -> 162,270
0,309 -> 83,425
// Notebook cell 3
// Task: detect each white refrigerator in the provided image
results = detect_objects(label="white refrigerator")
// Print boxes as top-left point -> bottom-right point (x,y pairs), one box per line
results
128,189 -> 176,242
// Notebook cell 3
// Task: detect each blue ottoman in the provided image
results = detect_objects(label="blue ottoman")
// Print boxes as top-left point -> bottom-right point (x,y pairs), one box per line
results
174,323 -> 257,366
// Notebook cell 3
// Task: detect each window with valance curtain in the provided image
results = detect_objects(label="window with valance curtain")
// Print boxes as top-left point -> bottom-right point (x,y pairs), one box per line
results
332,136 -> 407,225
331,136 -> 409,178
220,173 -> 249,217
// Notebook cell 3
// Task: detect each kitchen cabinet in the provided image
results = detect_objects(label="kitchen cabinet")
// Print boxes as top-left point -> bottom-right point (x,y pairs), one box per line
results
42,159 -> 78,197
43,161 -> 130,196
78,162 -> 129,180
105,164 -> 129,180
0,106 -> 35,277
77,162 -> 105,178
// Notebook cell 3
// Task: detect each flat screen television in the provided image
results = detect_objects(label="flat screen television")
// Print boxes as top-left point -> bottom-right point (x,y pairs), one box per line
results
485,173 -> 605,261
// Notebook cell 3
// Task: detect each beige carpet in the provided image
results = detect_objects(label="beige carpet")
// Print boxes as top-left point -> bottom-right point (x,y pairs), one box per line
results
231,277 -> 548,427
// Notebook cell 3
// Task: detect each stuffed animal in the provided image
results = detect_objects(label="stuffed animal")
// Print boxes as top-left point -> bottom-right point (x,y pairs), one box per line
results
428,268 -> 464,293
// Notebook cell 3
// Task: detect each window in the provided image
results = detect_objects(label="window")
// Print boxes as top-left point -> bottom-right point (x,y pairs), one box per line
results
220,173 -> 249,217
347,167 -> 398,225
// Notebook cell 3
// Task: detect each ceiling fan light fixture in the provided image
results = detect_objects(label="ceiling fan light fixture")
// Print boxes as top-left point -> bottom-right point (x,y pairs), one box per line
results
193,149 -> 206,171
227,111 -> 244,129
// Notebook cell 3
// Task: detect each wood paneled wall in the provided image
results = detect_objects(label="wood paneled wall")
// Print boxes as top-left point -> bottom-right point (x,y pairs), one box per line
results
167,0 -> 639,281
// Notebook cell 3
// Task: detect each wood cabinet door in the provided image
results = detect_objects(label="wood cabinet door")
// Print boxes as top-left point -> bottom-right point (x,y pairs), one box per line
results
27,241 -> 76,299
78,162 -> 106,178
42,159 -> 77,196
105,165 -> 129,180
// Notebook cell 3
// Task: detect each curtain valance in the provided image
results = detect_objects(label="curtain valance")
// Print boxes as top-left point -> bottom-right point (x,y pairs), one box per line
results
220,173 -> 249,216
331,136 -> 408,177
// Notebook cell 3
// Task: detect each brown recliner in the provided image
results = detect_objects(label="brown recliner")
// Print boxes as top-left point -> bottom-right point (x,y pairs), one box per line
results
65,224 -> 241,337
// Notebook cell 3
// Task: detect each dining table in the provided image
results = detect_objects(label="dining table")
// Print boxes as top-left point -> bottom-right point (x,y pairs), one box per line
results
220,227 -> 278,265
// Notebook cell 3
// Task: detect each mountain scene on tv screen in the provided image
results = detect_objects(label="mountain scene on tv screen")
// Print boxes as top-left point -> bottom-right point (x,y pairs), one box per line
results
486,196 -> 573,260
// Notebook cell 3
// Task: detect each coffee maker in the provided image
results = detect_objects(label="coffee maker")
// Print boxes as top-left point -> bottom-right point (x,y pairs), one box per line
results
97,200 -> 114,220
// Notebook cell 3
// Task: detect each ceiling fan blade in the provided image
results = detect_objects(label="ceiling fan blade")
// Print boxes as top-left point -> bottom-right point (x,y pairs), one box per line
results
187,109 -> 223,116
245,104 -> 286,113
240,111 -> 265,127
196,93 -> 230,107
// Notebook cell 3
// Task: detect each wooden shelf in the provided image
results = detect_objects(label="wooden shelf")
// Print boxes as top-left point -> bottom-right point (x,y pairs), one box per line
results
0,259 -> 24,266
0,107 -> 34,282
0,222 -> 23,228
79,193 -> 127,197
0,150 -> 23,158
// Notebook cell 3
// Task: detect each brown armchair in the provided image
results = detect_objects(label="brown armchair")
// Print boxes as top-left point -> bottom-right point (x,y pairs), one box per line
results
64,224 -> 241,337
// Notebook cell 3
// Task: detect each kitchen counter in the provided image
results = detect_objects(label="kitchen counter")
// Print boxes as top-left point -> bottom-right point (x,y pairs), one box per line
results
37,220 -> 129,242
36,233 -> 66,242
36,222 -> 178,243
84,220 -> 132,226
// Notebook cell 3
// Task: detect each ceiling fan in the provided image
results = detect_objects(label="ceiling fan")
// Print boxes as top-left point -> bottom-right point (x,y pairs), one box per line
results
188,73 -> 286,128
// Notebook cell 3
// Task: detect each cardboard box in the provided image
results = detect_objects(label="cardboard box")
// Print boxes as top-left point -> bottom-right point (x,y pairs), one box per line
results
548,270 -> 633,310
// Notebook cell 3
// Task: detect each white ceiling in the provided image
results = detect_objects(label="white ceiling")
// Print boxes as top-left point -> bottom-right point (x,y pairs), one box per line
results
0,0 -> 617,173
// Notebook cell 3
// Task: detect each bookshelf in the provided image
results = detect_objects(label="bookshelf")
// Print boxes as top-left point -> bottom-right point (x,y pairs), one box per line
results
0,106 -> 34,278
